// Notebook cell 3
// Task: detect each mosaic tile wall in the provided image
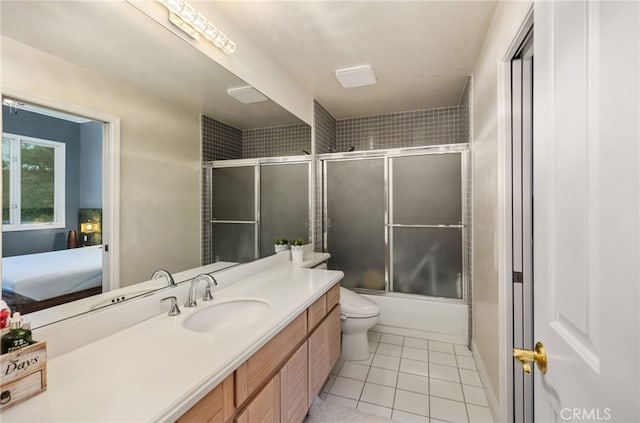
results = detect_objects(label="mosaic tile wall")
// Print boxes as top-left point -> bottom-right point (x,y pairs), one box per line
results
201,115 -> 242,161
335,106 -> 465,152
315,100 -> 337,154
243,124 -> 311,158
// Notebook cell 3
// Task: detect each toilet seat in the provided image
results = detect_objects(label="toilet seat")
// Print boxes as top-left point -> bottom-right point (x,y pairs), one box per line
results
340,287 -> 380,318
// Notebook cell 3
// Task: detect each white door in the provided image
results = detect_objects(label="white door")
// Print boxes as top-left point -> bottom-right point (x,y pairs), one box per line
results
532,1 -> 640,421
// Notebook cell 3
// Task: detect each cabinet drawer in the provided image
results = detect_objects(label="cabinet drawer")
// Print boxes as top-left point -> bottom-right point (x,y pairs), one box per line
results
326,283 -> 340,311
235,313 -> 307,407
307,295 -> 327,332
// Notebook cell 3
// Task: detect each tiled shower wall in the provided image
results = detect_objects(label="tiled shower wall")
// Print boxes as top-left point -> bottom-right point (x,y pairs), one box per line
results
243,124 -> 311,158
335,106 -> 465,152
315,100 -> 337,154
202,115 -> 242,161
200,114 -> 311,264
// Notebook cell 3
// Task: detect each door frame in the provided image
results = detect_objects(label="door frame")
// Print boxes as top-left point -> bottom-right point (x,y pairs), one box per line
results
495,6 -> 534,422
1,87 -> 121,292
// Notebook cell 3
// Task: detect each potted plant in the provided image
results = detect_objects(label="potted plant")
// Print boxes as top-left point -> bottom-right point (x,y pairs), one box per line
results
290,238 -> 305,262
274,238 -> 289,253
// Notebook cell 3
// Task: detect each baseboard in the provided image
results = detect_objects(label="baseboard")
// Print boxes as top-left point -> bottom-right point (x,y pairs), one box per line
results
373,323 -> 468,345
471,338 -> 500,422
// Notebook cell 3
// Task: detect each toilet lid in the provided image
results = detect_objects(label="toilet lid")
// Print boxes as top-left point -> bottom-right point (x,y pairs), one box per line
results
340,287 -> 381,317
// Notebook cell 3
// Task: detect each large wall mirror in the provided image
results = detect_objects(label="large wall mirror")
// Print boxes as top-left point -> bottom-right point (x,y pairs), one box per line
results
0,1 -> 310,327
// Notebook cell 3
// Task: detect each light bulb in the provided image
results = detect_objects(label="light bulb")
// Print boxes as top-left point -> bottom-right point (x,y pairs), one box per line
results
191,13 -> 208,32
162,0 -> 184,14
213,31 -> 227,48
203,23 -> 218,41
179,3 -> 197,23
222,40 -> 236,54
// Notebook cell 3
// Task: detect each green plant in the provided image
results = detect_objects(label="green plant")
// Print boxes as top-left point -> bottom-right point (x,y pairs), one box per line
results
274,238 -> 288,245
290,238 -> 305,246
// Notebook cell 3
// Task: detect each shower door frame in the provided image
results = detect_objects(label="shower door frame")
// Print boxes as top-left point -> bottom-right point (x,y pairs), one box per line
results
321,143 -> 469,304
209,155 -> 313,263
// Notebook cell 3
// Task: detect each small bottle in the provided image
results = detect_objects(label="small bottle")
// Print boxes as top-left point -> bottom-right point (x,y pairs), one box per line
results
1,312 -> 33,354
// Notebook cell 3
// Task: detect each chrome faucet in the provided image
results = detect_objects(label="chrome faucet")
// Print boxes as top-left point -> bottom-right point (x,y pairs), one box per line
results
151,269 -> 176,287
185,274 -> 217,307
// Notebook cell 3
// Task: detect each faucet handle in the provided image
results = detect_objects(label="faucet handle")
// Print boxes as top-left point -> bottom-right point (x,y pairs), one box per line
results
203,276 -> 217,302
161,296 -> 181,316
203,285 -> 214,302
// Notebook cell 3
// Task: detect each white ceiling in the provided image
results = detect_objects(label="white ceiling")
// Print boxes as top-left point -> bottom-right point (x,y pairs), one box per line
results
1,1 -> 497,124
0,1 -> 303,130
207,1 -> 497,119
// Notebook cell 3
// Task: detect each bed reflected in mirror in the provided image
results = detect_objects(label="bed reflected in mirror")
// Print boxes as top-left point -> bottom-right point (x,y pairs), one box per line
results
2,102 -> 106,314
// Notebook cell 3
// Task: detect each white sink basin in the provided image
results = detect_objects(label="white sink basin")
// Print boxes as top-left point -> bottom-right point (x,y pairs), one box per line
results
183,298 -> 271,333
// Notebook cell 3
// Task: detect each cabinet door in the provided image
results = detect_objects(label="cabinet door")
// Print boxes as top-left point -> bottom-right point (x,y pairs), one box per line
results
308,306 -> 341,405
325,306 -> 341,373
235,313 -> 307,406
178,374 -> 234,423
280,342 -> 308,423
235,374 -> 280,423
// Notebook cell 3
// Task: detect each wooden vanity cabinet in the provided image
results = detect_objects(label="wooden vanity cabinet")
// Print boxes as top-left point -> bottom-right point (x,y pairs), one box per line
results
235,374 -> 280,423
177,374 -> 234,423
179,283 -> 340,423
308,306 -> 341,405
280,342 -> 309,423
235,313 -> 307,406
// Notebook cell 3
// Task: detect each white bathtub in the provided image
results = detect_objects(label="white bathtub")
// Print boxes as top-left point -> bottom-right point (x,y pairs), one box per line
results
362,293 -> 468,345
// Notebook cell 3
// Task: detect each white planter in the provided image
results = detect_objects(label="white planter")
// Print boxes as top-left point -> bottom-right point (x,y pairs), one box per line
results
274,244 -> 289,253
291,245 -> 304,262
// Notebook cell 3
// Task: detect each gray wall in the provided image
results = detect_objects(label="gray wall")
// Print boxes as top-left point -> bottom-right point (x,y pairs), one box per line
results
2,106 -> 101,257
79,121 -> 102,208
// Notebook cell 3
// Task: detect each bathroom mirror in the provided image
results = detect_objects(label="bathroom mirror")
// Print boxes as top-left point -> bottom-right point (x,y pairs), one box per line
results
0,1 -> 309,327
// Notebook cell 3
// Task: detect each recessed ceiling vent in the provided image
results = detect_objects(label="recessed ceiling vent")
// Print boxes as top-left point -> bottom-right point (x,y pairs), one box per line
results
335,65 -> 376,88
227,86 -> 268,104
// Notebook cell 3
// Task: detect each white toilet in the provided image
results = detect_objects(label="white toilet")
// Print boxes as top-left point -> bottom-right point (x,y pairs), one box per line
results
339,287 -> 381,361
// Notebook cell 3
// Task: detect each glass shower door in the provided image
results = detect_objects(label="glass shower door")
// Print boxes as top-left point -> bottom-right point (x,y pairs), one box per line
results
259,162 -> 309,257
325,158 -> 385,291
211,165 -> 257,262
390,153 -> 463,298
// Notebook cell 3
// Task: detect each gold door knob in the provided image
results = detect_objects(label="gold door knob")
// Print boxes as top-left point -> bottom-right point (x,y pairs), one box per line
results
513,341 -> 547,374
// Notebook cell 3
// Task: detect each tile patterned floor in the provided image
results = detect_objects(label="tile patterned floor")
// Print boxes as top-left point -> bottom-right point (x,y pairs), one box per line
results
319,331 -> 494,423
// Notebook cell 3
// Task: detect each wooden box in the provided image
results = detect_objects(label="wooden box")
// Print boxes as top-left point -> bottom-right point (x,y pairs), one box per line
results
0,341 -> 47,410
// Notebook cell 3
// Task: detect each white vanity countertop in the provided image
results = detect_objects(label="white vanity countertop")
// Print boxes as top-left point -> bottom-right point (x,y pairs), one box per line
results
2,253 -> 341,422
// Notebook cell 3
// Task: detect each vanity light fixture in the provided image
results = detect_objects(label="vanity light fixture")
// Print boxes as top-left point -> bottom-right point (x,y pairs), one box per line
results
158,0 -> 236,54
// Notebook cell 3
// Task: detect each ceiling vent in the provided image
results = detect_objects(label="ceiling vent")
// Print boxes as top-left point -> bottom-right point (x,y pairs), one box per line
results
227,86 -> 268,104
335,65 -> 376,88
